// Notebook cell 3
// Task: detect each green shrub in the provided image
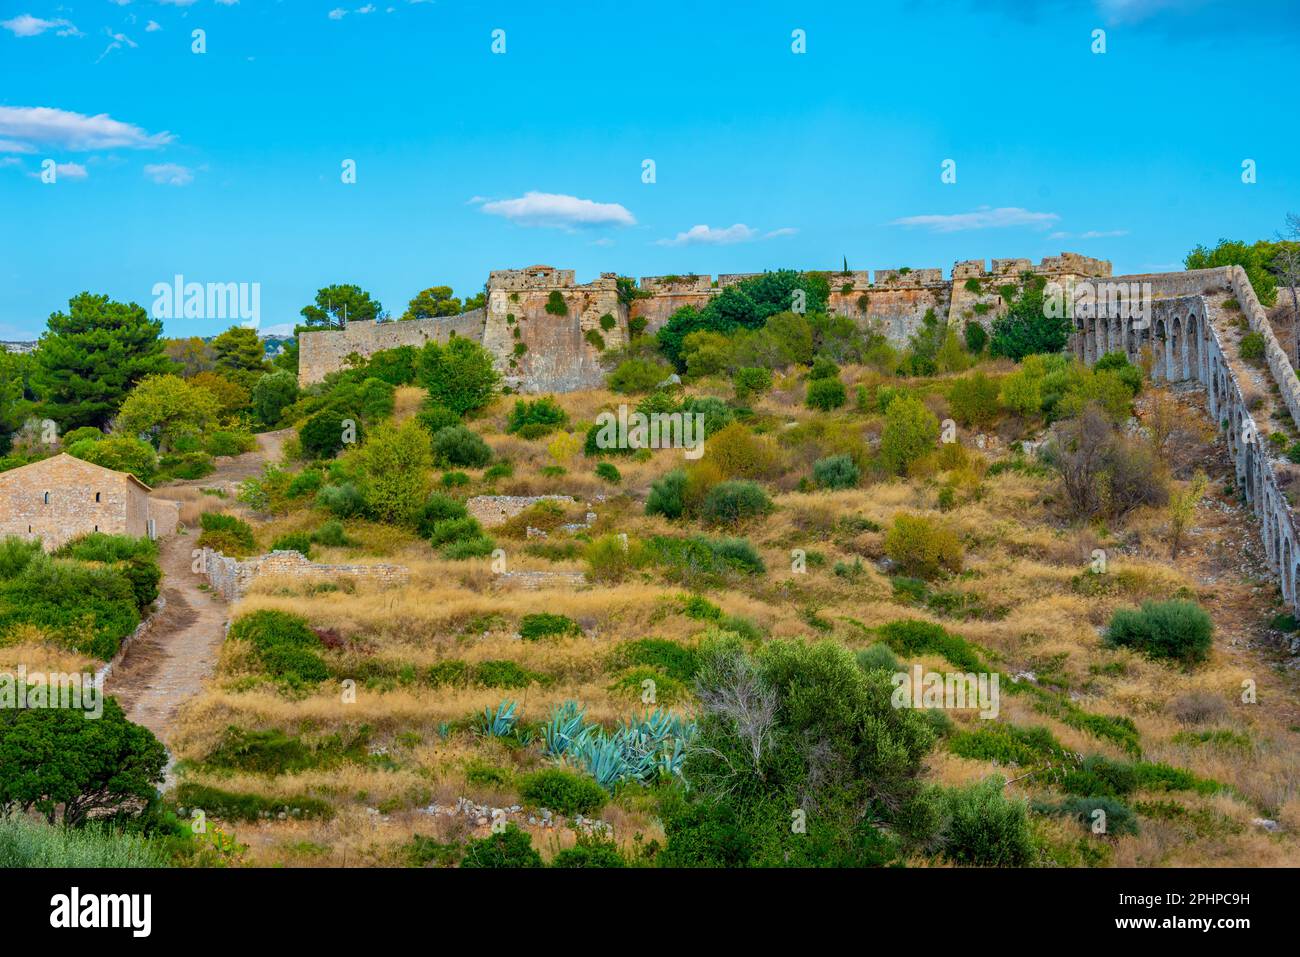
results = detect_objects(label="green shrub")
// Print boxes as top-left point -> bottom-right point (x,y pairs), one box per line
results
474,660 -> 541,689
286,468 -> 324,499
427,660 -> 470,687
460,824 -> 543,868
61,426 -> 103,446
813,454 -> 859,489
595,462 -> 622,484
1239,332 -> 1266,364
884,513 -> 963,579
311,520 -> 353,548
270,533 -> 312,558
550,833 -> 626,868
415,493 -> 469,538
206,430 -> 256,457
608,638 -> 699,682
426,516 -> 485,547
544,291 -> 568,316
416,402 -> 462,435
1037,795 -> 1139,837
174,782 -> 331,822
879,396 -> 939,474
1061,755 -> 1138,798
299,410 -> 357,459
316,482 -> 365,518
519,769 -> 608,816
1105,600 -> 1213,664
876,619 -> 984,671
948,722 -> 1068,766
432,425 -> 491,468
506,398 -> 568,437
53,534 -> 160,611
645,469 -> 688,519
585,533 -> 646,583
519,613 -> 580,641
806,376 -> 847,411
963,322 -> 988,354
948,372 -> 1000,429
404,834 -> 462,868
229,610 -> 328,685
197,512 -> 256,556
700,480 -> 772,526
608,358 -> 671,394
417,337 -> 500,415
0,556 -> 140,659
855,643 -> 900,672
940,777 -> 1034,866
733,366 -> 772,402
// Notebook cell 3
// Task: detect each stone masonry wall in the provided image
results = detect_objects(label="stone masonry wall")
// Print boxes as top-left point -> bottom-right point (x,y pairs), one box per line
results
202,548 -> 409,602
297,253 -> 1115,392
466,494 -> 577,529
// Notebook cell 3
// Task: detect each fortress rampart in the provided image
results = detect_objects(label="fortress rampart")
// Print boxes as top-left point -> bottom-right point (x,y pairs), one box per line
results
297,253 -> 1113,390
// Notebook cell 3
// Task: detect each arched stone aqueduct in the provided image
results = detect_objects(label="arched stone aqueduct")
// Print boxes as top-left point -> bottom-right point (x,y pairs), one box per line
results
1072,267 -> 1300,612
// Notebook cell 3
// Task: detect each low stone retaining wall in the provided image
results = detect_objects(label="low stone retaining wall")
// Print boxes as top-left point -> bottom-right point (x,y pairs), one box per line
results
495,570 -> 587,590
95,595 -> 167,686
466,495 -> 578,528
201,548 -> 409,601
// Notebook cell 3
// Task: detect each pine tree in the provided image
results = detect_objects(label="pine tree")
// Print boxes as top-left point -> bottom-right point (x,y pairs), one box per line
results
32,293 -> 174,429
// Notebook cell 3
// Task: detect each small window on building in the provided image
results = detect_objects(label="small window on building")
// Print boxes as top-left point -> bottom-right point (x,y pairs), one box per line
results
95,492 -> 101,502
94,525 -> 99,532
43,491 -> 49,505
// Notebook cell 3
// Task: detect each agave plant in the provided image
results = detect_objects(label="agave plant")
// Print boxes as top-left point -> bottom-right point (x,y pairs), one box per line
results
478,699 -> 518,738
571,734 -> 632,790
541,700 -> 593,757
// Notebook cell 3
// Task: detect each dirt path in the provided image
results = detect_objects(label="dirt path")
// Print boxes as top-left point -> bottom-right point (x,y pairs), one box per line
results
107,428 -> 291,744
107,533 -> 227,742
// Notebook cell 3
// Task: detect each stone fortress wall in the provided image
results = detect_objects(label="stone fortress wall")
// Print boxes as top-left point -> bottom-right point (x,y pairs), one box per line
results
1071,265 -> 1300,613
297,252 -> 1113,392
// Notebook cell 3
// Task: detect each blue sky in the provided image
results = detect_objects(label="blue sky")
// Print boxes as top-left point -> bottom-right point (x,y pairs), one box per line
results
1,0 -> 1298,340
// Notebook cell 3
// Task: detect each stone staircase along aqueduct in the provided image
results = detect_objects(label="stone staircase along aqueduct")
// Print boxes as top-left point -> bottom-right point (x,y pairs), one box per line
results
1074,265 -> 1300,612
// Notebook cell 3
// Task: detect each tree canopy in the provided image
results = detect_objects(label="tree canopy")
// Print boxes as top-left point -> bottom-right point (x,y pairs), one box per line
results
32,293 -> 174,429
300,284 -> 384,329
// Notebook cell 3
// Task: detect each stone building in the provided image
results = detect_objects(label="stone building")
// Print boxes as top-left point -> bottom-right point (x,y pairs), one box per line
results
0,454 -> 180,551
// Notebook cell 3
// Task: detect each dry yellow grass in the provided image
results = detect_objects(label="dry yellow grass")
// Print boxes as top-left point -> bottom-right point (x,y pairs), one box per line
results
151,380 -> 1300,867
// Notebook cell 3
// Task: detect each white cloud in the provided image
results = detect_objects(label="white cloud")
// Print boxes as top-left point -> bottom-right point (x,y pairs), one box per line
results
0,157 -> 23,168
0,139 -> 37,154
143,162 -> 194,186
477,191 -> 635,229
1,14 -> 82,38
889,206 -> 1060,233
28,161 -> 88,181
328,8 -> 347,19
1050,228 -> 1131,240
0,106 -> 173,151
146,21 -> 162,33
96,29 -> 139,63
655,223 -> 797,247
158,1 -> 200,7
